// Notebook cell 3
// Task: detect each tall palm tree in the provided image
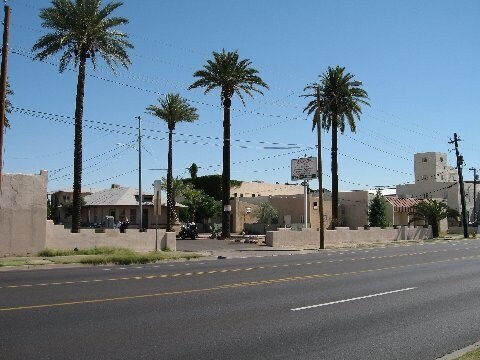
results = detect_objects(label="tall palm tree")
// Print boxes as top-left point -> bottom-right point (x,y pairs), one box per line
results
146,93 -> 198,232
159,175 -> 188,227
188,49 -> 268,238
32,0 -> 133,233
304,66 -> 369,228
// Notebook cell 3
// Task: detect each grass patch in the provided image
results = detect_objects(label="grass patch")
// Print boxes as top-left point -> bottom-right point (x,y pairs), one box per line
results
39,247 -> 122,257
0,259 -> 34,267
0,258 -> 54,267
456,347 -> 480,359
0,247 -> 204,268
80,250 -> 200,265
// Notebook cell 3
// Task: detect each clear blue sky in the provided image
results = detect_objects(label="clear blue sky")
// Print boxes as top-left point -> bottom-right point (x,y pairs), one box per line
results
4,0 -> 479,194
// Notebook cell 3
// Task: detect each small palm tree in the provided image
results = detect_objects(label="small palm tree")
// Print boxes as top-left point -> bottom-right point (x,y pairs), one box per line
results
188,49 -> 268,238
410,199 -> 459,238
304,66 -> 369,228
32,0 -> 133,233
146,93 -> 198,232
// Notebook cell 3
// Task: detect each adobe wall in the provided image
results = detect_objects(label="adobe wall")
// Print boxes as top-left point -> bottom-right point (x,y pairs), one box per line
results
0,171 -> 48,256
46,221 -> 176,252
266,226 -> 432,248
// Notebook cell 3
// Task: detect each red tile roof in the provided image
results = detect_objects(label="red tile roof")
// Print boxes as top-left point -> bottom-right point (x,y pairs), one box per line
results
384,196 -> 424,212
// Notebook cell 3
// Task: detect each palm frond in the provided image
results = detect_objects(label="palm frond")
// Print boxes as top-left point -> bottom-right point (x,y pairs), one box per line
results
32,0 -> 133,73
188,49 -> 268,106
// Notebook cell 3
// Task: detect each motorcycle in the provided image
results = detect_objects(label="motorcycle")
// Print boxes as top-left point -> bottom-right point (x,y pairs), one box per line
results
179,223 -> 198,240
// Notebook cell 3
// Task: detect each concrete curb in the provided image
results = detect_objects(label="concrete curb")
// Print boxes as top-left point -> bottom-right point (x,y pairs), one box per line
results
436,340 -> 480,359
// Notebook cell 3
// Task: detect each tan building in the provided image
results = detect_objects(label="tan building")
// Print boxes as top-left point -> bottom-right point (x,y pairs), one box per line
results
231,192 -> 333,234
230,180 -> 304,198
51,184 -> 180,229
397,152 -> 478,223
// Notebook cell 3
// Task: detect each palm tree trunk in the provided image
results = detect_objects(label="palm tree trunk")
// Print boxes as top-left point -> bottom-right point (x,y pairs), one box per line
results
331,115 -> 338,229
71,52 -> 87,233
432,220 -> 439,238
167,128 -> 173,232
222,98 -> 231,238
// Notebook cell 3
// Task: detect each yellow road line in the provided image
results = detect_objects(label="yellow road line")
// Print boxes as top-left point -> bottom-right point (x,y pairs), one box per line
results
0,254 -> 478,312
1,246 -> 479,290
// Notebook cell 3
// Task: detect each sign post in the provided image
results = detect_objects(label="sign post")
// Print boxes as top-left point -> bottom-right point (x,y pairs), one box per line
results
291,157 -> 317,228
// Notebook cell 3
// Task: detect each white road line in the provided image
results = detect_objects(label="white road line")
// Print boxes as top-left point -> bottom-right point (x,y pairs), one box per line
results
291,287 -> 417,311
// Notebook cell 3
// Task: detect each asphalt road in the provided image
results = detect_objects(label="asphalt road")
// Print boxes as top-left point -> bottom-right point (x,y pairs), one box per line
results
1,240 -> 480,359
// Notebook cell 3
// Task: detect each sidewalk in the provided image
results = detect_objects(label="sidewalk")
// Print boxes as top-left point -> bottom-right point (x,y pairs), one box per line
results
176,234 -> 319,259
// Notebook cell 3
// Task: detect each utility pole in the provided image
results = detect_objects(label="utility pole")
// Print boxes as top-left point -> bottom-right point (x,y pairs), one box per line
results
136,116 -> 143,231
0,4 -> 10,191
449,133 -> 468,238
469,167 -> 477,224
316,85 -> 325,249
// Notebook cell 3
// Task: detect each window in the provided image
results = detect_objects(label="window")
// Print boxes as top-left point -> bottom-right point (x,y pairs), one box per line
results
252,194 -> 255,197
313,201 -> 318,210
130,208 -> 137,224
119,209 -> 126,221
440,157 -> 444,162
423,157 -> 428,162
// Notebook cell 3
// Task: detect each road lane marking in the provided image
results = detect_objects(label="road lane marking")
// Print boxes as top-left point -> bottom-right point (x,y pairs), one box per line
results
3,252 -> 480,312
1,246 -> 480,290
290,287 -> 418,311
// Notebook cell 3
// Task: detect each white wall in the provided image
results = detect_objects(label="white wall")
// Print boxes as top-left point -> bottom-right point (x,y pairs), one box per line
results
266,226 -> 432,247
0,171 -> 48,256
46,221 -> 176,251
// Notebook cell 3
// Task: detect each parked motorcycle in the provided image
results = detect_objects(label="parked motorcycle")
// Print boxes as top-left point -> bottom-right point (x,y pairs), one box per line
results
179,222 -> 198,240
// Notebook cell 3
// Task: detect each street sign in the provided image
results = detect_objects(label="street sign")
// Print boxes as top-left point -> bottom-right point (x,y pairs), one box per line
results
291,157 -> 317,181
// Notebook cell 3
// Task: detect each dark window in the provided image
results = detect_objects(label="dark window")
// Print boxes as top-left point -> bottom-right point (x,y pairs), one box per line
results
130,209 -> 137,224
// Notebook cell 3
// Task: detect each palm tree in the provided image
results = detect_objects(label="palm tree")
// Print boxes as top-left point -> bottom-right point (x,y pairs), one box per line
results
3,79 -> 13,129
410,199 -> 459,238
188,162 -> 198,187
32,0 -> 133,233
304,66 -> 369,229
146,93 -> 198,232
188,49 -> 268,238
160,175 -> 187,226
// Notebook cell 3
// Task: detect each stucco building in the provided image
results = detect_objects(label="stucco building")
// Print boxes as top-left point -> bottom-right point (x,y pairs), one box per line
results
397,152 -> 479,223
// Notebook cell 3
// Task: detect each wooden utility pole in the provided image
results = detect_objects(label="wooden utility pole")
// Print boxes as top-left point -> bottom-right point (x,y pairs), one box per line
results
449,133 -> 468,238
469,167 -> 477,224
0,4 -> 10,191
316,85 -> 325,249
